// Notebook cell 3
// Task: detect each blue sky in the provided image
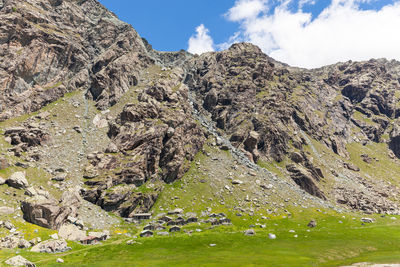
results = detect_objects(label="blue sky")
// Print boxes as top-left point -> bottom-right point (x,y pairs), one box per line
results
98,0 -> 400,68
98,0 -> 238,51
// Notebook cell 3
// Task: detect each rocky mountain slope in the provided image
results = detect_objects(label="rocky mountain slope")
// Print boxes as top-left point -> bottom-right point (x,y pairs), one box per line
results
1,0 -> 400,264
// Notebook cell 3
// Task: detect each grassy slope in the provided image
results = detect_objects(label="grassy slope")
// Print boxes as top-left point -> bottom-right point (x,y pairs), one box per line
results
2,212 -> 400,266
2,140 -> 400,266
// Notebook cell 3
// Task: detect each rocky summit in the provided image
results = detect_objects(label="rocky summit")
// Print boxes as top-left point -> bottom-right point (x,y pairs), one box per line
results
1,0 -> 400,266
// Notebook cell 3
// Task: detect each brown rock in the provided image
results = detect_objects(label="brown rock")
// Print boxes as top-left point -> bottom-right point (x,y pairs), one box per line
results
286,164 -> 326,200
21,190 -> 81,230
307,220 -> 317,228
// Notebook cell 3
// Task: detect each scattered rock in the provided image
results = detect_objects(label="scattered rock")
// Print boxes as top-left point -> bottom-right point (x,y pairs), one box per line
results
307,220 -> 317,228
268,233 -> 276,239
361,217 -> 374,223
73,126 -> 82,133
56,258 -> 64,263
344,162 -> 360,172
361,154 -> 373,164
244,229 -> 255,236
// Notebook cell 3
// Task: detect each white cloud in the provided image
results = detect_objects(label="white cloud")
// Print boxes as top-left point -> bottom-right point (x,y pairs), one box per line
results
226,0 -> 268,21
220,0 -> 400,68
187,24 -> 215,55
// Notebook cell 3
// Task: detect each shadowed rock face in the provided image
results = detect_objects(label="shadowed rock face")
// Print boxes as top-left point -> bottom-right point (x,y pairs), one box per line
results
0,0 -> 152,120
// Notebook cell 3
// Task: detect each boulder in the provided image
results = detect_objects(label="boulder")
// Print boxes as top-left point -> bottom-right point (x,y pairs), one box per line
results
18,239 -> 32,249
6,172 -> 29,189
0,176 -> 6,185
31,239 -> 71,253
58,224 -> 86,241
93,114 -> 108,128
5,255 -> 36,267
21,189 -> 81,230
243,131 -> 260,162
0,235 -> 20,249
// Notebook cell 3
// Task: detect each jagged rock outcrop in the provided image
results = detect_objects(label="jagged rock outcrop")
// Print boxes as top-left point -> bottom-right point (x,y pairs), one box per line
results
186,43 -> 400,211
81,68 -> 205,217
0,0 -> 152,120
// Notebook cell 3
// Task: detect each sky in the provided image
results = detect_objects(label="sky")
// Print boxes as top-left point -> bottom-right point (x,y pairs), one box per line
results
98,0 -> 400,69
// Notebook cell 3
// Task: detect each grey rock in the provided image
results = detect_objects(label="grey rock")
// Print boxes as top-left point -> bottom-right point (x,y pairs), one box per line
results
361,217 -> 374,223
268,233 -> 276,239
244,229 -> 255,236
31,239 -> 71,253
58,224 -> 86,241
5,255 -> 36,267
18,239 -> 32,249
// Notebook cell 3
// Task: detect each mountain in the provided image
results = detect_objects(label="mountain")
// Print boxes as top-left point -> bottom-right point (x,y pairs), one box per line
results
1,0 -> 400,265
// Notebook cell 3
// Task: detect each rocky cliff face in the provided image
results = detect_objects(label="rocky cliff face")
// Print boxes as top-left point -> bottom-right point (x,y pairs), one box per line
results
0,0 -> 151,121
186,43 -> 400,214
1,0 -> 400,231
